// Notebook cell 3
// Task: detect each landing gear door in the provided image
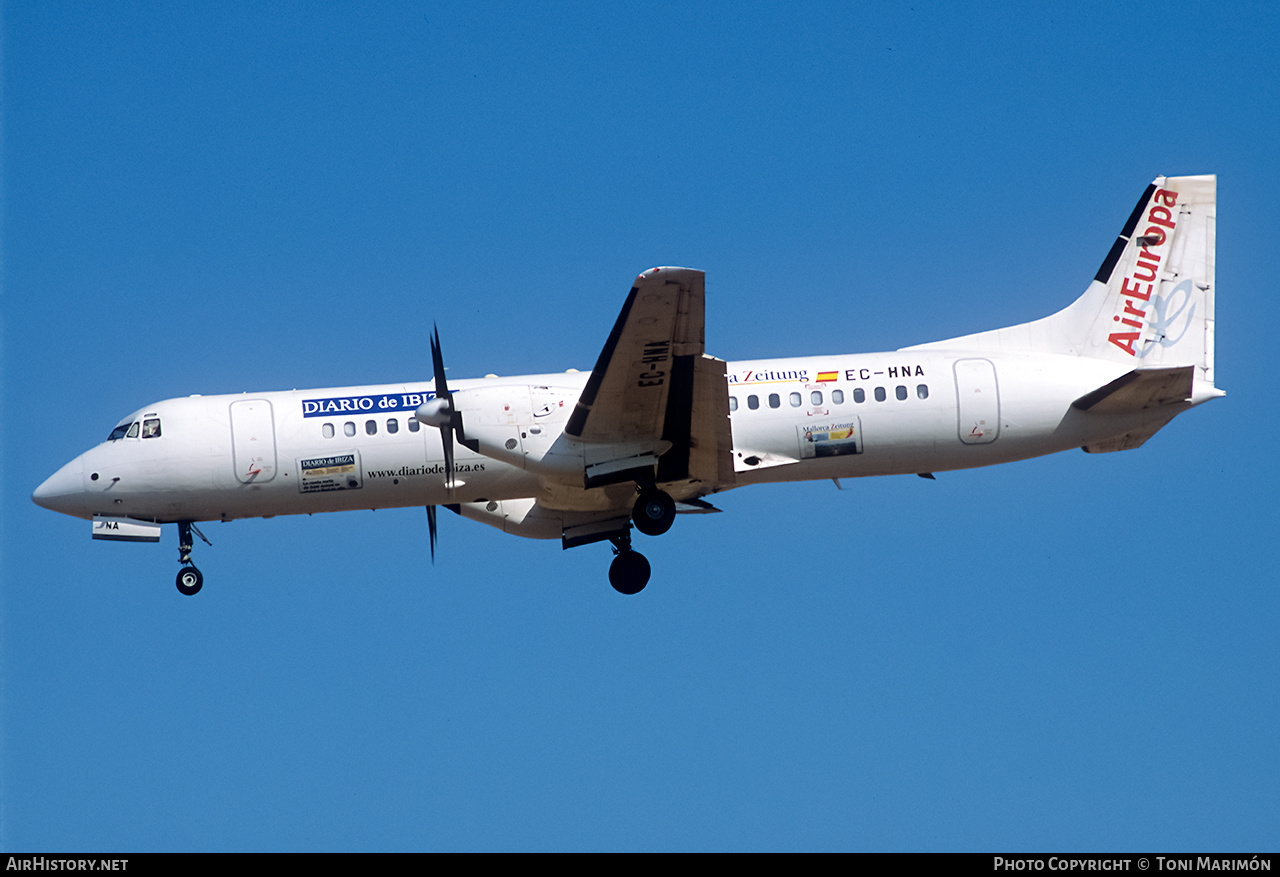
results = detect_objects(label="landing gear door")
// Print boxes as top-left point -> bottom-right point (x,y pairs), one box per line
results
230,399 -> 278,483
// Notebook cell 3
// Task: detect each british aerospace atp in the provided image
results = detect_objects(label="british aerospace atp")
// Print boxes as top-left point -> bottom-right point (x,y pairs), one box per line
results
33,175 -> 1222,595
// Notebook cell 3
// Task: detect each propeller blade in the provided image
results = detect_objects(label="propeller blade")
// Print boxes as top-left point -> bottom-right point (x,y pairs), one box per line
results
430,325 -> 449,400
426,505 -> 438,562
429,325 -> 457,490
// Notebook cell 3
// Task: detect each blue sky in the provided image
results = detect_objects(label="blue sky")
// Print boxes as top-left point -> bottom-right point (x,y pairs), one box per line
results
3,1 -> 1277,852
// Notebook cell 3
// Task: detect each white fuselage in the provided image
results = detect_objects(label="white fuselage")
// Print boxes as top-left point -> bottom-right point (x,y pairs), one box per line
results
33,348 -> 1191,528
29,175 -> 1222,597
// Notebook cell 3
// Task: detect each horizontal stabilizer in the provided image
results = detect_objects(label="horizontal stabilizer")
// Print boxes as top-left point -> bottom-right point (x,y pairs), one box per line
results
1081,412 -> 1179,453
1072,365 -> 1193,414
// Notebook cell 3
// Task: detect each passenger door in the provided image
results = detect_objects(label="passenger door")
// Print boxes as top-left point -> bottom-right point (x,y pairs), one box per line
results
229,399 -> 278,483
953,359 -> 1000,444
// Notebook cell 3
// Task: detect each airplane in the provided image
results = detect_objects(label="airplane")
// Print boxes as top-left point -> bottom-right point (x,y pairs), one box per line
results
32,174 -> 1222,596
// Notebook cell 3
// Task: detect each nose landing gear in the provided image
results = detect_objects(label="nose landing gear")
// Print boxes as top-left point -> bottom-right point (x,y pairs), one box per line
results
175,521 -> 211,596
176,565 -> 203,596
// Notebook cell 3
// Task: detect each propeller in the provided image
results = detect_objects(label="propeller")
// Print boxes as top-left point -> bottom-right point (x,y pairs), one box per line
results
416,326 -> 463,486
418,325 -> 461,563
422,326 -> 458,481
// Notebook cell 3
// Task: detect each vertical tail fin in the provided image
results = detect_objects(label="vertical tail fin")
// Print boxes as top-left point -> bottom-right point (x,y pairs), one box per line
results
1085,174 -> 1216,383
909,175 -> 1217,388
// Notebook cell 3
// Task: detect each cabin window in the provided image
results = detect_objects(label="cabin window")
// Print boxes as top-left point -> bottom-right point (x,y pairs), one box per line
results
896,385 -> 908,401
366,420 -> 377,435
142,419 -> 161,438
832,389 -> 844,404
728,396 -> 738,412
811,391 -> 823,405
853,388 -> 865,403
747,395 -> 759,410
344,422 -> 356,437
768,393 -> 780,409
322,423 -> 335,439
387,418 -> 399,434
408,418 -> 420,432
874,387 -> 887,402
790,392 -> 802,407
917,384 -> 929,400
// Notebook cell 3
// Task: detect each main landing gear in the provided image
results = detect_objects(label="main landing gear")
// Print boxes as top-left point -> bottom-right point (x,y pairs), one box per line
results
175,521 -> 211,596
608,532 -> 651,595
631,488 -> 676,536
606,487 -> 676,595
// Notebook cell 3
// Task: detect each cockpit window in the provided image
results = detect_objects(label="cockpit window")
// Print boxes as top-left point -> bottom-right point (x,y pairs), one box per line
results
108,419 -> 155,441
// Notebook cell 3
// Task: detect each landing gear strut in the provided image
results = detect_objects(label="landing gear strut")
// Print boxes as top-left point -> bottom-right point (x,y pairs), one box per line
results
175,521 -> 210,596
608,532 -> 651,595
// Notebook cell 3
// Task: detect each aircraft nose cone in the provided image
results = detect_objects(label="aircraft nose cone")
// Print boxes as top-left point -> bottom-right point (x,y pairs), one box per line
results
32,457 -> 86,516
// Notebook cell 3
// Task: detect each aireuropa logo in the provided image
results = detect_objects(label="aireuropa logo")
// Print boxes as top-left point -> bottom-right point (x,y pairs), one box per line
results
1108,186 -> 1180,357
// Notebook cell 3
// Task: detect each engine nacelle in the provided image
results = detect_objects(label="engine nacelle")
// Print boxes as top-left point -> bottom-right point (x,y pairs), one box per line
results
452,384 -> 667,486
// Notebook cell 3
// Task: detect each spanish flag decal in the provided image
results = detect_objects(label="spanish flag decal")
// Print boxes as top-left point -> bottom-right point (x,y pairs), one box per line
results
816,371 -> 838,382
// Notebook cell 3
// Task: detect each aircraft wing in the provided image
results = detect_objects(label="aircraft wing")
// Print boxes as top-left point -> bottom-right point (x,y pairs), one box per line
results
564,267 -> 733,488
